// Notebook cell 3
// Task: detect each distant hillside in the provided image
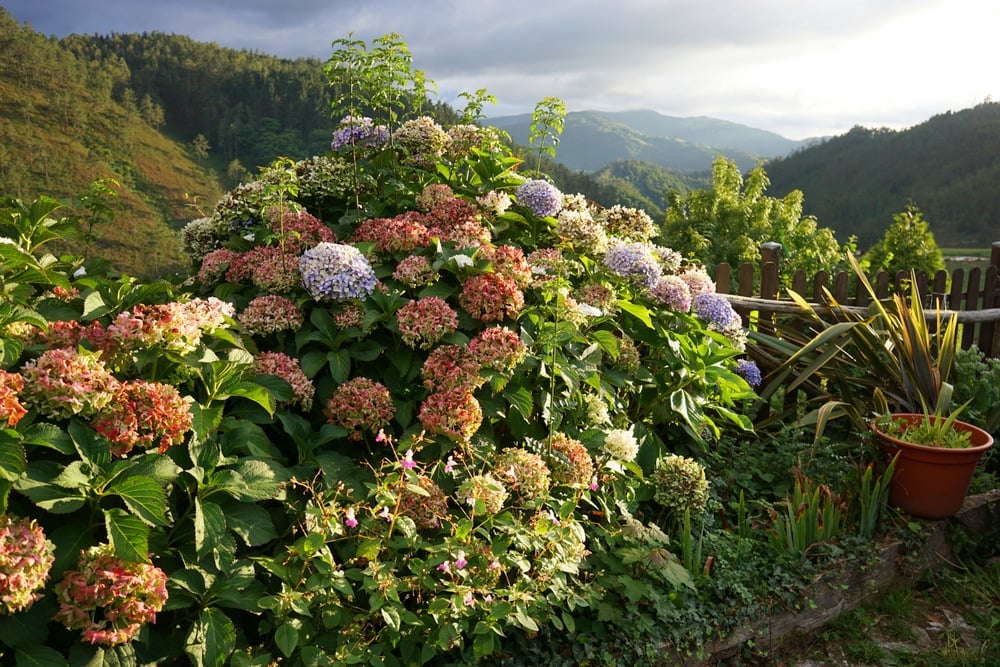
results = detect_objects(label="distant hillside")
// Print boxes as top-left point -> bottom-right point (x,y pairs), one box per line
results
765,102 -> 1000,248
0,9 -> 223,276
488,109 -> 808,173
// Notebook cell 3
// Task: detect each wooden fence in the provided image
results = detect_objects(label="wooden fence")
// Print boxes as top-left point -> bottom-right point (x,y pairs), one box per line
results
714,242 -> 1000,358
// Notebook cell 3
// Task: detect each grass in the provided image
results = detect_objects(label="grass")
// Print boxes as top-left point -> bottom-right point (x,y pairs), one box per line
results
776,558 -> 1000,666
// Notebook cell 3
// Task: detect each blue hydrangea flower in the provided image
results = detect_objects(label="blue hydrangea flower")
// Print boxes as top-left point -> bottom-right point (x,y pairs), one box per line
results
299,242 -> 377,301
331,116 -> 389,151
693,293 -> 742,331
602,242 -> 662,287
516,179 -> 563,217
735,359 -> 762,387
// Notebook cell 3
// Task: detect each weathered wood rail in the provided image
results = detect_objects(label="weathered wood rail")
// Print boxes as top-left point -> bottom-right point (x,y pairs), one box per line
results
714,242 -> 1000,357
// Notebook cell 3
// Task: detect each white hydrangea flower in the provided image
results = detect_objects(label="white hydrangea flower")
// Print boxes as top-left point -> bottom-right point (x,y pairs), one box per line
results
604,426 -> 639,462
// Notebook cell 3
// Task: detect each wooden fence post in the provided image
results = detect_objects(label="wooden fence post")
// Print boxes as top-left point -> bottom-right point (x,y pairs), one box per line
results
758,242 -> 781,335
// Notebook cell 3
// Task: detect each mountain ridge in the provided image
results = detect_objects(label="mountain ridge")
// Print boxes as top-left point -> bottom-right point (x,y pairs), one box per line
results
487,108 -> 814,173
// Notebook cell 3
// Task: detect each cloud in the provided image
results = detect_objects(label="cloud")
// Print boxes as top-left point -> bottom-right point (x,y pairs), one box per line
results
3,0 -> 996,139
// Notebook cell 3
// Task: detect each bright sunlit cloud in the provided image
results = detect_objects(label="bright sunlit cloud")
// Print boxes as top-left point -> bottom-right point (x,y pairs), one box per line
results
3,0 -> 996,140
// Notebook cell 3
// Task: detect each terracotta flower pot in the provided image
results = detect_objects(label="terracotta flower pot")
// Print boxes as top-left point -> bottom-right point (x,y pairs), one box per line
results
872,413 -> 994,519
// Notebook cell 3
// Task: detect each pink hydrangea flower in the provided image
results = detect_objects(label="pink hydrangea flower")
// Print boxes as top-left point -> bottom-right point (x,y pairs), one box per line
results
478,245 -> 533,287
424,199 -> 491,249
53,544 -> 168,647
19,347 -> 118,419
418,389 -> 483,443
351,212 -> 430,254
396,297 -> 459,349
0,514 -> 55,614
469,326 -> 526,373
268,209 -> 337,254
238,295 -> 304,336
548,432 -> 596,488
421,345 -> 482,393
253,351 -> 315,411
393,254 -> 438,289
459,273 -> 524,322
0,370 -> 27,427
91,380 -> 193,456
323,377 -> 395,440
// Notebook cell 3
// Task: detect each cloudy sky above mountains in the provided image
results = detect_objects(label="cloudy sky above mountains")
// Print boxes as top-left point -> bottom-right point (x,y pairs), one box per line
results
4,0 -> 997,139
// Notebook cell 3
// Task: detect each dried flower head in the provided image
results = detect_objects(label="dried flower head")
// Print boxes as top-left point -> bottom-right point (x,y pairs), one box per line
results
324,377 -> 395,440
0,514 -> 55,614
457,474 -> 508,515
494,448 -> 551,498
53,544 -> 168,646
652,454 -> 710,516
396,297 -> 459,349
547,432 -> 595,488
254,351 -> 315,411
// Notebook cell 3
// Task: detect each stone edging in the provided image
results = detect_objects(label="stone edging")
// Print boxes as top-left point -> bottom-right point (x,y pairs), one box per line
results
675,490 -> 1000,664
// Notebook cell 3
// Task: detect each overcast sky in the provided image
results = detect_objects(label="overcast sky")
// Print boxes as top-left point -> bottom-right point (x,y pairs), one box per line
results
4,0 -> 997,140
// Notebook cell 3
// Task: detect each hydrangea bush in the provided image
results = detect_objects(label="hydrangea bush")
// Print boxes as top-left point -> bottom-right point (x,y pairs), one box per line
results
0,39 -> 772,665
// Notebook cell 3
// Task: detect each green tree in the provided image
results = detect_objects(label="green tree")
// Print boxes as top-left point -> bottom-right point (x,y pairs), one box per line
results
862,202 -> 945,277
663,157 -> 849,282
191,133 -> 210,160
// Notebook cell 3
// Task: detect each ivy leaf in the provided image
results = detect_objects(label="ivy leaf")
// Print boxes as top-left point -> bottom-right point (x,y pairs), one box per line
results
106,475 -> 168,526
104,508 -> 150,563
185,607 -> 236,667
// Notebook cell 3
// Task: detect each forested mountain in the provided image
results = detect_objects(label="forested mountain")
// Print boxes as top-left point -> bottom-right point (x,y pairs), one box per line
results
488,109 -> 806,172
765,102 -> 1000,248
0,9 -> 223,275
1,10 -> 677,275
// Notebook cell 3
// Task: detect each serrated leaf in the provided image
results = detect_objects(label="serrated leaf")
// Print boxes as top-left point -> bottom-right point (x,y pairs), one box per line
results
15,645 -> 67,667
15,462 -> 87,513
51,460 -> 94,489
211,459 -> 285,501
81,290 -> 108,319
224,381 -> 275,415
0,439 -> 26,482
21,422 -> 73,454
195,498 -> 227,557
225,503 -> 278,546
185,607 -> 236,667
110,453 -> 181,485
104,508 -> 149,563
68,420 -> 110,470
328,350 -> 351,383
504,385 -> 533,420
299,350 -> 327,378
617,299 -> 654,329
106,475 -> 167,526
